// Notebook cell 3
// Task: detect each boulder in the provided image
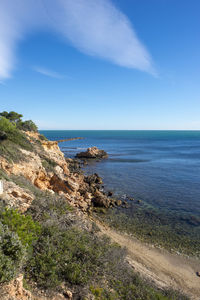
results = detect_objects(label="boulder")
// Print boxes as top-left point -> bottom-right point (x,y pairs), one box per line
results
92,189 -> 112,208
76,146 -> 108,159
85,173 -> 103,185
115,199 -> 122,206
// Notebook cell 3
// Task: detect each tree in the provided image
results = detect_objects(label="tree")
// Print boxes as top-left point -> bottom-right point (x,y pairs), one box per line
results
0,111 -> 23,123
19,120 -> 38,132
0,111 -> 38,132
8,111 -> 23,123
0,111 -> 9,119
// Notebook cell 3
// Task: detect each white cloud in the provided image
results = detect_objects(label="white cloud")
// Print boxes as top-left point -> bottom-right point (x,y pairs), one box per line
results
33,66 -> 63,79
0,0 -> 155,80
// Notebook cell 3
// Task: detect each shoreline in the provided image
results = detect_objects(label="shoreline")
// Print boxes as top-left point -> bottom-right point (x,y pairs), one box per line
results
94,218 -> 200,300
1,128 -> 199,299
79,156 -> 200,259
61,147 -> 200,297
70,154 -> 200,298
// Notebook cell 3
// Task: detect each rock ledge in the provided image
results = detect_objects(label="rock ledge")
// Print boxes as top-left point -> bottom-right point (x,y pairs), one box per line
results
76,146 -> 108,159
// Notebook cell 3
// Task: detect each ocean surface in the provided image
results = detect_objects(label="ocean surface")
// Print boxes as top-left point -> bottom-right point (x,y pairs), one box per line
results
40,130 -> 200,218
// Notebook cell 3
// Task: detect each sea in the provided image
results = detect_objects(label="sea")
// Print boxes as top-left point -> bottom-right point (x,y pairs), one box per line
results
40,130 -> 200,220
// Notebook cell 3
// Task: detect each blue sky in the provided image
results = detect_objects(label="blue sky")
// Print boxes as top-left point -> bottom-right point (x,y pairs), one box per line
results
0,0 -> 199,130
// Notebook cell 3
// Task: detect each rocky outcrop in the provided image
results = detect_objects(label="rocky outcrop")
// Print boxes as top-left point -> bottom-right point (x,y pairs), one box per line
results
76,146 -> 108,159
0,274 -> 73,300
0,133 -> 115,212
1,180 -> 34,212
85,173 -> 103,185
0,274 -> 31,300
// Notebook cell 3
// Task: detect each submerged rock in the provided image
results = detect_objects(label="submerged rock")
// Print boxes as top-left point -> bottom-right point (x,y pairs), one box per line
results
76,146 -> 108,159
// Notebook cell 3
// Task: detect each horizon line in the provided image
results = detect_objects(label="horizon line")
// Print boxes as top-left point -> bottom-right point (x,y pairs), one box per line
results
39,129 -> 200,131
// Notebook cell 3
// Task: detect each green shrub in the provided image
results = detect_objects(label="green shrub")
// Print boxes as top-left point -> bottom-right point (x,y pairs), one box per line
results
39,134 -> 48,141
41,158 -> 57,172
0,208 -> 41,249
25,226 -> 118,288
17,120 -> 38,132
0,169 -> 10,181
0,222 -> 25,283
0,117 -> 16,134
0,128 -> 34,162
90,286 -> 104,299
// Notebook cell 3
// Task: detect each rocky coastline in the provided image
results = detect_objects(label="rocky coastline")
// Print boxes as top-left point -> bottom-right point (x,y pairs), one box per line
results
0,135 -> 120,214
0,127 -> 198,300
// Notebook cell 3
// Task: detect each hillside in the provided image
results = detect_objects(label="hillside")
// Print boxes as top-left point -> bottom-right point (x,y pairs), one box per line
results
0,113 -> 189,300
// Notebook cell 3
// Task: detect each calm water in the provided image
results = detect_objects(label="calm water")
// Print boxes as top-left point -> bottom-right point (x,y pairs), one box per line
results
40,130 -> 200,217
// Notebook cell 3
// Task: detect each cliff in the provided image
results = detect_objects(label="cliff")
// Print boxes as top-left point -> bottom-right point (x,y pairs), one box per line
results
0,132 -> 114,213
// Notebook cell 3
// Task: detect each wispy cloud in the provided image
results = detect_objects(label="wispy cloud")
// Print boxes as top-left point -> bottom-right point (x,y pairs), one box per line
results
0,0 -> 155,80
33,66 -> 63,79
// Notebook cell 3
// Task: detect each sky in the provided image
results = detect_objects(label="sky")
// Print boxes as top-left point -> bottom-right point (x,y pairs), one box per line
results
0,0 -> 200,130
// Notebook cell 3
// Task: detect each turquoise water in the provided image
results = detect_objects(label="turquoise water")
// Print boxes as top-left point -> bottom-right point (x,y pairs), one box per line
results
40,130 -> 200,218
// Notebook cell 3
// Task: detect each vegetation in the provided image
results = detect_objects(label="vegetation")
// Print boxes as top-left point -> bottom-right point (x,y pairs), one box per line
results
0,116 -> 16,135
0,169 -> 10,181
0,206 -> 41,284
0,111 -> 23,123
0,222 -> 25,283
0,112 -> 36,162
0,208 -> 41,249
39,134 -> 48,141
0,111 -> 38,132
25,194 -> 187,299
17,120 -> 38,132
41,157 -> 57,172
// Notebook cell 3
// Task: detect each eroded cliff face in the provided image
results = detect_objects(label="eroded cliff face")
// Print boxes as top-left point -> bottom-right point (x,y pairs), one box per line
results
0,132 -> 113,213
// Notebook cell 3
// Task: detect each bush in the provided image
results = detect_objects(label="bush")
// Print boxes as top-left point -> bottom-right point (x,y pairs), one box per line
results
42,158 -> 57,172
25,225 -> 119,288
0,111 -> 37,162
0,117 -> 16,134
0,222 -> 25,283
17,120 -> 38,132
0,128 -> 34,162
0,208 -> 41,249
39,134 -> 48,141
